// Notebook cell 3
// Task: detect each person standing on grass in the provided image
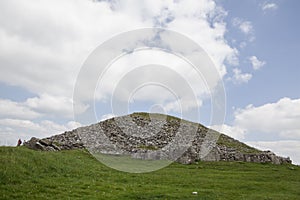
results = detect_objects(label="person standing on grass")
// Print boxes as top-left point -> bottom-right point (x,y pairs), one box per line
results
17,138 -> 22,146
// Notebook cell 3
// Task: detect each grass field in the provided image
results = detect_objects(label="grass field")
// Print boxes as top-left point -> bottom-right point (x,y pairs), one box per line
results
1,146 -> 299,199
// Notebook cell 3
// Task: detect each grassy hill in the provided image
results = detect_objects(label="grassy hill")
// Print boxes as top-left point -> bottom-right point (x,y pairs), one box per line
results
1,146 -> 299,199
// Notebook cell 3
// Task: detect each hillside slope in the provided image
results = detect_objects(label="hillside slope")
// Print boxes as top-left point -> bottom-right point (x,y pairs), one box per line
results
0,147 -> 299,199
24,112 -> 291,164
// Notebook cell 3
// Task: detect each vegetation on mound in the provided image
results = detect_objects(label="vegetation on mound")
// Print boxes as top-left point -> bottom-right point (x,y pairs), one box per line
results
1,146 -> 299,199
130,112 -> 198,125
217,134 -> 261,154
130,113 -> 261,154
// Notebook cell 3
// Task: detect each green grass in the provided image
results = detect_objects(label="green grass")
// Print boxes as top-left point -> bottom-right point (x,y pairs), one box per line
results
1,146 -> 300,199
93,153 -> 171,173
137,145 -> 159,150
130,112 -> 196,124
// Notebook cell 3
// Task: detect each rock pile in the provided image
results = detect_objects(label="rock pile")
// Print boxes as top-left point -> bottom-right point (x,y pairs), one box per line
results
24,131 -> 84,151
24,113 -> 292,165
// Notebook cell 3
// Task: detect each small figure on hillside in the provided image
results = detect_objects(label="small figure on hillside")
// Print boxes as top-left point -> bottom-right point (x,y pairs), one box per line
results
17,138 -> 22,146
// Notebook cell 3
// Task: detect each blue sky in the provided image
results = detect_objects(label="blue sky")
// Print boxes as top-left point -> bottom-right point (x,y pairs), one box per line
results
223,0 -> 300,106
0,0 -> 299,164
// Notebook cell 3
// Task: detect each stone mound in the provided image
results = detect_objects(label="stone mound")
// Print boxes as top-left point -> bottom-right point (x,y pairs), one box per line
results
24,112 -> 292,164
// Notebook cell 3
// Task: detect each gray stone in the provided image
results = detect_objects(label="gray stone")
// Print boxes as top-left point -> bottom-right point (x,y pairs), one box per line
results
23,112 -> 292,165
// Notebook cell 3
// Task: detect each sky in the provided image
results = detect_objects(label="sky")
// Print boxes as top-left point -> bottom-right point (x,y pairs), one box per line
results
0,0 -> 299,164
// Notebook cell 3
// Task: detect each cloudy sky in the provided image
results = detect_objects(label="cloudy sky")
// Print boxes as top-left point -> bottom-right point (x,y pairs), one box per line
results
0,0 -> 299,164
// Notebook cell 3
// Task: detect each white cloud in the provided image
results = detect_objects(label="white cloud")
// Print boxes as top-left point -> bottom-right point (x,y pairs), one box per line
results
234,98 -> 300,139
246,140 -> 300,165
0,99 -> 41,119
0,0 -> 237,103
0,119 -> 41,132
25,94 -> 88,118
261,2 -> 278,12
94,50 -> 209,115
210,124 -> 246,140
0,0 -> 237,99
225,98 -> 300,164
239,41 -> 247,49
232,68 -> 252,84
249,56 -> 266,70
232,18 -> 253,35
0,95 -> 88,121
0,0 -> 153,99
0,118 -> 82,145
164,99 -> 203,113
100,114 -> 115,121
219,98 -> 300,164
239,21 -> 253,34
0,0 -> 240,143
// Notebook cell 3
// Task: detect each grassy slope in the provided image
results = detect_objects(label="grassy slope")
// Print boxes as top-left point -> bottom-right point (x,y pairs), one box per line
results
1,147 -> 299,200
217,134 -> 262,154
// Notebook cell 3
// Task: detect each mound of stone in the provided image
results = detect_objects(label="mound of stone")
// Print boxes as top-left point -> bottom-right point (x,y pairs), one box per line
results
24,112 -> 292,165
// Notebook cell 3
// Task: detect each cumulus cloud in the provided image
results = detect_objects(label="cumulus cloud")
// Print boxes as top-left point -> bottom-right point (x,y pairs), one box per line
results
0,95 -> 88,120
232,17 -> 255,45
234,98 -> 300,139
232,18 -> 253,35
100,114 -> 116,121
210,124 -> 246,140
0,0 -> 240,144
0,118 -> 82,146
239,21 -> 253,34
215,98 -> 300,164
0,0 -> 237,111
231,68 -> 252,84
0,0 -> 142,97
261,2 -> 278,12
0,0 -> 236,97
164,99 -> 203,113
0,99 -> 41,119
249,56 -> 266,70
25,94 -> 88,118
93,50 -> 209,115
232,98 -> 300,164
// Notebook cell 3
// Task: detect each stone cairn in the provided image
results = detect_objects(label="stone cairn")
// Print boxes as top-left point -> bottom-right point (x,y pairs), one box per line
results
24,113 -> 292,165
